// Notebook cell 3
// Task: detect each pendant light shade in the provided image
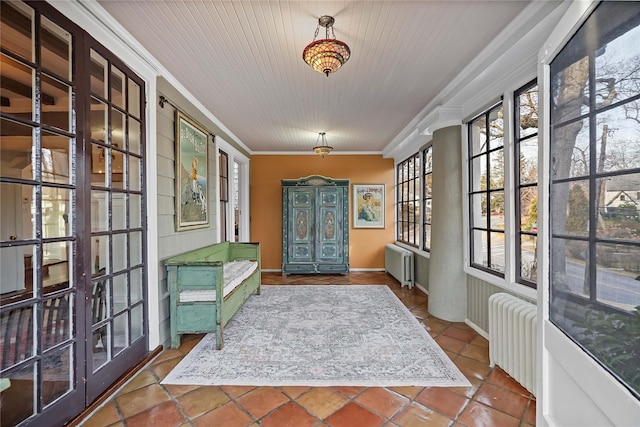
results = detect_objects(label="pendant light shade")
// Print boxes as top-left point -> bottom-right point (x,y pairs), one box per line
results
303,16 -> 351,77
313,132 -> 333,157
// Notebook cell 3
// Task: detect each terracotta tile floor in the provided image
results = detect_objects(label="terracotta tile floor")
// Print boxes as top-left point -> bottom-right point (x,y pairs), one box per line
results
79,272 -> 535,427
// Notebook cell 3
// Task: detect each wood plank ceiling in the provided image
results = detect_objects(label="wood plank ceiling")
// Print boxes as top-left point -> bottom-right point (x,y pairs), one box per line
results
95,1 -> 530,154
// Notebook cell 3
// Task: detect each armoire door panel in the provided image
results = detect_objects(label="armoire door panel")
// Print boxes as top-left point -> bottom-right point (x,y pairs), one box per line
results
282,176 -> 349,274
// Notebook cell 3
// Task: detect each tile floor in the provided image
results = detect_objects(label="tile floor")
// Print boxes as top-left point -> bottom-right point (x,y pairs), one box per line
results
79,272 -> 536,427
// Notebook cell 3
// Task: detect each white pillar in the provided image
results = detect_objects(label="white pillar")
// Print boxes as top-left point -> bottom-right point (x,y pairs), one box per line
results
428,126 -> 467,321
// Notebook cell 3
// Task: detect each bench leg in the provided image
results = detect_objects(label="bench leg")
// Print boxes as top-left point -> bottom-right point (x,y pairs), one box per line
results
256,283 -> 261,295
215,324 -> 224,350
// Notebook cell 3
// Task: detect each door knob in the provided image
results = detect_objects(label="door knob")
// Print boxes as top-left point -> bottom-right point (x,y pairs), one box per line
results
9,235 -> 17,241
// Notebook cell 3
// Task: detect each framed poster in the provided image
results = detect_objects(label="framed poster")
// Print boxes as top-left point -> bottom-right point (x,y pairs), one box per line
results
175,111 -> 209,231
353,184 -> 385,228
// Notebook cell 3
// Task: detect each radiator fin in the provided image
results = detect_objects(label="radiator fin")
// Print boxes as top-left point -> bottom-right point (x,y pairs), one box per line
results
384,244 -> 413,288
488,293 -> 537,396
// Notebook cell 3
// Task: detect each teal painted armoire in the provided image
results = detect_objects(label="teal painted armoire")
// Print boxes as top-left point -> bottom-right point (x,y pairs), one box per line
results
282,176 -> 350,274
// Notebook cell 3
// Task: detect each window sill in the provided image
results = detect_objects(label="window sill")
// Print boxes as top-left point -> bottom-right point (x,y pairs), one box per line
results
394,241 -> 430,260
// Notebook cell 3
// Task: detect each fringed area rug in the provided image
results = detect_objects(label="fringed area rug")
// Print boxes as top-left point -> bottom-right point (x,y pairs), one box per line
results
161,285 -> 470,387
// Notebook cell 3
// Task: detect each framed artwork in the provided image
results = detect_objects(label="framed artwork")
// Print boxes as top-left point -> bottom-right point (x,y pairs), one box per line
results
175,111 -> 209,231
353,184 -> 385,228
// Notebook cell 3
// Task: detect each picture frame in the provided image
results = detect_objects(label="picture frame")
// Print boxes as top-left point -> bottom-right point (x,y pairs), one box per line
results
353,184 -> 385,228
175,111 -> 209,231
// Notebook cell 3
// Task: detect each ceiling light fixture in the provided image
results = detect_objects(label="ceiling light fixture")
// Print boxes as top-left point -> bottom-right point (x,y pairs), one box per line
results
313,132 -> 333,157
302,15 -> 351,77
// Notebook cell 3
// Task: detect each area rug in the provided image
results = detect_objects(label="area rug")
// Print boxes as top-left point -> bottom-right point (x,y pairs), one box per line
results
161,285 -> 470,387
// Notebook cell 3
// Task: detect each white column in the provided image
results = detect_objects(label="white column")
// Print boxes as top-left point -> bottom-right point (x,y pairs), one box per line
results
428,126 -> 467,321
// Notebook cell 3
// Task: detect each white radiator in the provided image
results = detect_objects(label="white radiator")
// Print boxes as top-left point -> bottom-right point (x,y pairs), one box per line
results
488,293 -> 537,396
384,244 -> 413,288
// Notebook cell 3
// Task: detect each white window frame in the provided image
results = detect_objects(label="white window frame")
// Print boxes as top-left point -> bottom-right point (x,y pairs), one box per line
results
215,137 -> 250,243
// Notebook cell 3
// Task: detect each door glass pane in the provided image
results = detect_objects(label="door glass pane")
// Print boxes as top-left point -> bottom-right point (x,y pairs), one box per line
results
130,193 -> 141,228
131,303 -> 143,341
42,294 -> 71,351
91,190 -> 109,232
112,150 -> 125,189
41,74 -> 71,131
113,311 -> 128,356
129,156 -> 141,191
112,274 -> 127,315
91,144 -> 108,185
0,55 -> 34,119
41,17 -> 71,80
112,233 -> 127,273
43,241 -> 71,290
90,97 -> 107,143
91,275 -> 108,368
1,245 -> 35,296
112,108 -> 125,149
112,193 -> 126,231
42,131 -> 71,184
130,231 -> 142,266
128,118 -> 141,154
92,236 -> 109,275
110,66 -> 125,109
92,324 -> 109,372
42,345 -> 73,407
1,183 -> 35,240
128,78 -> 140,118
42,187 -> 71,239
130,268 -> 142,303
0,302 -> 35,366
0,362 -> 36,425
90,50 -> 107,98
0,1 -> 34,61
1,118 -> 33,178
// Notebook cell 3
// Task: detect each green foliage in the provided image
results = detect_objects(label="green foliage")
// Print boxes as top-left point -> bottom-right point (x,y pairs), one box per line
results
577,306 -> 640,394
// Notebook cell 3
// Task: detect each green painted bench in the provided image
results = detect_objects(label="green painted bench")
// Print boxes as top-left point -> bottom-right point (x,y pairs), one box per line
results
165,241 -> 261,349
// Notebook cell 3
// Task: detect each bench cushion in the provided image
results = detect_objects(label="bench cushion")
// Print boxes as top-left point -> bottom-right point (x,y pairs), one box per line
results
178,260 -> 258,302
